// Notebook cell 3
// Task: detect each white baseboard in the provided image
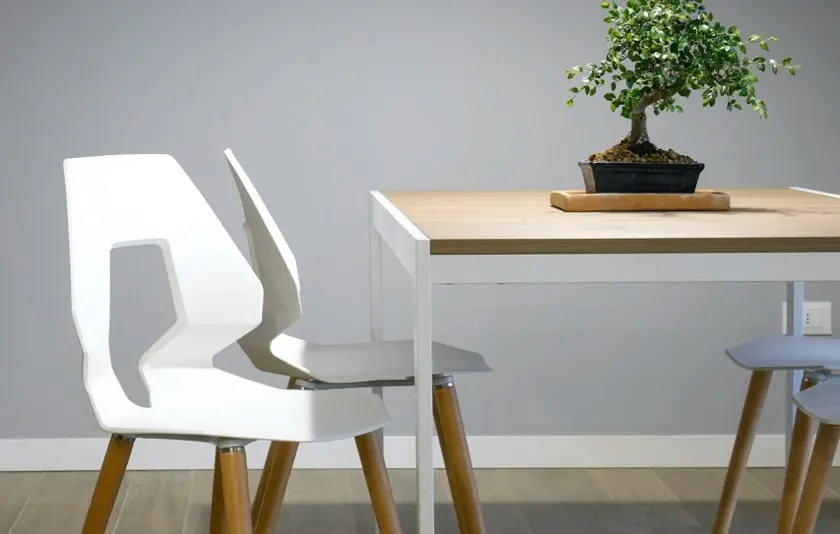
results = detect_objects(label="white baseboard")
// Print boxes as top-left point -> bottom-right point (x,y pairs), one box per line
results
0,434 -> 825,471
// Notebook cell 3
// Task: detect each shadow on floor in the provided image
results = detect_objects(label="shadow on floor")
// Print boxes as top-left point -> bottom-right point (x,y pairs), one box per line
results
194,500 -> 840,534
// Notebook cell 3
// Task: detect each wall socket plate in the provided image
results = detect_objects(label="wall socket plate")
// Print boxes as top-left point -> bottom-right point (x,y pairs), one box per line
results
781,301 -> 833,336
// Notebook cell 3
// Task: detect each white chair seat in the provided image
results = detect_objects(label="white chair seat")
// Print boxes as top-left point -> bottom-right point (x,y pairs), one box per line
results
793,377 -> 840,424
263,335 -> 491,383
99,369 -> 390,443
726,335 -> 840,371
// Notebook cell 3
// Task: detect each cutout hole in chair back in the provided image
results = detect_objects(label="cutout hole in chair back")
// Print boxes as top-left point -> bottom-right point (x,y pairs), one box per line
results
64,154 -> 263,421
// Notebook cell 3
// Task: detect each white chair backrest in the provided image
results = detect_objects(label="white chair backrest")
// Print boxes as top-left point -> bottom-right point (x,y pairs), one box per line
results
223,149 -> 303,349
64,154 -> 264,412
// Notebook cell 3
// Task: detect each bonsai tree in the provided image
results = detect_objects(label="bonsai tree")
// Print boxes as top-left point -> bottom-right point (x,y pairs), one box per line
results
566,0 -> 799,164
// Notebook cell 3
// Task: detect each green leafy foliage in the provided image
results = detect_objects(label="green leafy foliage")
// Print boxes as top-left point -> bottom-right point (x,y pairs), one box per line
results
565,0 -> 799,120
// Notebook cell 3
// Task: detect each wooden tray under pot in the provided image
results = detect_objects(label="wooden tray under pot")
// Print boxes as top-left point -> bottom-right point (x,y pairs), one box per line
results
550,190 -> 731,212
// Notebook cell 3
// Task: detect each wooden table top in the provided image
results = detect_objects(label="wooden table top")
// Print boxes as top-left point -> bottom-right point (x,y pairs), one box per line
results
381,188 -> 840,255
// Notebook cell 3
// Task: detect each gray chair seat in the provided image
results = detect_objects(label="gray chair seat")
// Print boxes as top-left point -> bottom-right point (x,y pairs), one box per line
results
793,378 -> 840,424
726,335 -> 840,371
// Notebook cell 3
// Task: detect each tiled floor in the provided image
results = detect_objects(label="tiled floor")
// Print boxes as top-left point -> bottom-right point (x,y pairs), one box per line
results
3,467 -> 840,533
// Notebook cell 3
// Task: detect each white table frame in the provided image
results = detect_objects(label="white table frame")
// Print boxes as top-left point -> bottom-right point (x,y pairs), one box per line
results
369,186 -> 840,534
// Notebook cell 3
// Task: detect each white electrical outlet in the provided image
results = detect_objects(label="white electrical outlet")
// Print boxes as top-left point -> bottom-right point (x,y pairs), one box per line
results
781,301 -> 833,335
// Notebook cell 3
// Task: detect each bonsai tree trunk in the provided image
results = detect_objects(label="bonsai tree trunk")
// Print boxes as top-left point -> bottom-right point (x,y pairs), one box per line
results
621,91 -> 664,153
624,109 -> 650,146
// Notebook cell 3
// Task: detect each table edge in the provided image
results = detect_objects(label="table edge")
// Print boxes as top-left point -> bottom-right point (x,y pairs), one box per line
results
372,186 -> 840,255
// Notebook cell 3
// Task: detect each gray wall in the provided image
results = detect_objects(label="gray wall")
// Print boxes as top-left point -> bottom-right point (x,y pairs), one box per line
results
1,1 -> 838,439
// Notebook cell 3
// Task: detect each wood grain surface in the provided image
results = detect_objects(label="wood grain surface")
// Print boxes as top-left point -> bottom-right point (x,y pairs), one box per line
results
382,188 -> 840,255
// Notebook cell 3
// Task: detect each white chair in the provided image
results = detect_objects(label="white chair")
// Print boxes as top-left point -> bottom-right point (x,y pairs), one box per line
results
222,148 -> 492,534
786,376 -> 840,534
711,335 -> 840,534
64,154 -> 403,534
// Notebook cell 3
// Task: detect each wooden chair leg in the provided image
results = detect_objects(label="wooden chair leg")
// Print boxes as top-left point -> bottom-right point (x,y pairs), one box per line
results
220,446 -> 254,534
251,440 -> 299,534
251,377 -> 300,534
434,395 -> 468,531
711,370 -> 773,534
356,431 -> 403,534
250,442 -> 277,518
434,381 -> 486,534
790,423 -> 840,534
251,377 -> 298,513
82,434 -> 134,534
210,449 -> 226,534
777,377 -> 819,534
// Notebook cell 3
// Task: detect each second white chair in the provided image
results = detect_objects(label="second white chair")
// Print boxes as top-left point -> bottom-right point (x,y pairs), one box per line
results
222,148 -> 492,534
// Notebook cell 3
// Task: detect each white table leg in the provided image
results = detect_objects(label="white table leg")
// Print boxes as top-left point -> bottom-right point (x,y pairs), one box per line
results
413,242 -> 434,534
370,217 -> 385,534
784,281 -> 805,464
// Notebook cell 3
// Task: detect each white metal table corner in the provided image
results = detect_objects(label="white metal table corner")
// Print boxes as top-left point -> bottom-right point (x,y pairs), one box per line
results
368,187 -> 840,534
